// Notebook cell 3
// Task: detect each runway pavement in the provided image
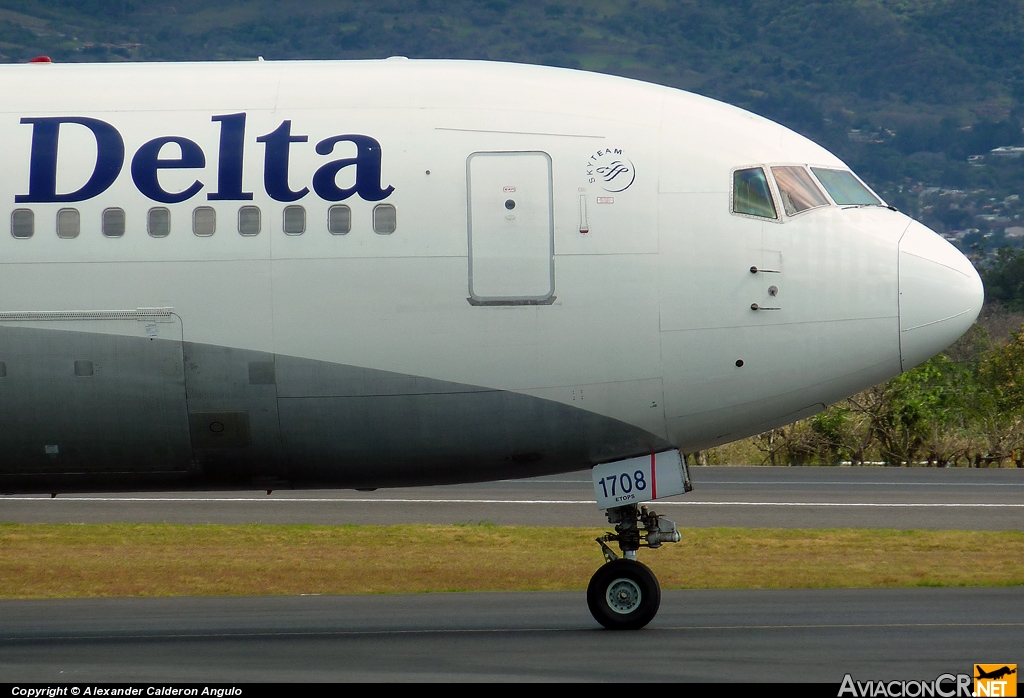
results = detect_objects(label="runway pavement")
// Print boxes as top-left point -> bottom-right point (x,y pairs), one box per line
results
2,465 -> 1022,529
2,467 -> 1021,683
1,588 -> 1021,682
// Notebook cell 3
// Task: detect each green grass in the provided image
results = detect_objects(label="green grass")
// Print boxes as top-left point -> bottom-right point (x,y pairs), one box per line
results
1,523 -> 1021,599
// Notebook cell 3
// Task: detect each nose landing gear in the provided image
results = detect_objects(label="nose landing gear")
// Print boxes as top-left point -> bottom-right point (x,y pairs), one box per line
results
587,557 -> 661,630
588,503 -> 681,630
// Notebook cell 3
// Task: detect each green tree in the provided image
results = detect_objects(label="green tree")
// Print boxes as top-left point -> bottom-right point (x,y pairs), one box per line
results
981,247 -> 1024,309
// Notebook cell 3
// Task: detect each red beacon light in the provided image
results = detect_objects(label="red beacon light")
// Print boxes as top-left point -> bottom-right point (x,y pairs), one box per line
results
29,56 -> 52,63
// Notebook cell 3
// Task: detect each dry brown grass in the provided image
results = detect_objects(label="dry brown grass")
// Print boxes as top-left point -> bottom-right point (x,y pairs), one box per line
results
656,528 -> 1024,589
0,524 -> 1021,598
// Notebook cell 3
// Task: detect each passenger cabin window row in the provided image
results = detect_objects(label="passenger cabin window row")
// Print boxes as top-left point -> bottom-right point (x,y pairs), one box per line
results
10,204 -> 398,239
731,165 -> 881,220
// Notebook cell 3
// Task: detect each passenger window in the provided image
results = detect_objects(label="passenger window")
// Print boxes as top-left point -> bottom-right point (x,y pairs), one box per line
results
103,208 -> 125,238
11,209 -> 35,239
193,206 -> 216,237
238,206 -> 261,236
283,205 -> 305,235
57,208 -> 80,239
11,209 -> 34,239
328,205 -> 351,235
732,168 -> 777,219
810,168 -> 882,206
771,166 -> 830,216
373,204 -> 397,234
148,207 -> 170,237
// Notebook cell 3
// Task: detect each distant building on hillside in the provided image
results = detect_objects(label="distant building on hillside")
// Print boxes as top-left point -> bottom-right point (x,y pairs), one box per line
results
990,146 -> 1024,158
847,128 -> 884,143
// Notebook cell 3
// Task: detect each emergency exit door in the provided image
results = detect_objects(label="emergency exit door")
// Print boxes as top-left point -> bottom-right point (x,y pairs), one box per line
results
467,151 -> 555,305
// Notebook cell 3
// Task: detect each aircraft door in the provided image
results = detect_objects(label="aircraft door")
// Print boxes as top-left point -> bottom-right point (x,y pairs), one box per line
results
467,151 -> 555,305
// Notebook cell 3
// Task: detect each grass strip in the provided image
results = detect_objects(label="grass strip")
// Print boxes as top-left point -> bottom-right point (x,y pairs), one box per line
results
0,523 -> 1021,598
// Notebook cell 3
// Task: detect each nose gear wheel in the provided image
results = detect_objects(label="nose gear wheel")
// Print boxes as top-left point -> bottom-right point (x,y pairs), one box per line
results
606,577 -> 642,614
587,558 -> 661,630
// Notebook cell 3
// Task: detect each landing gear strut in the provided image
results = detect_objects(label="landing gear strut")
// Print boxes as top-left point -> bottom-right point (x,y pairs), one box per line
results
587,503 -> 681,630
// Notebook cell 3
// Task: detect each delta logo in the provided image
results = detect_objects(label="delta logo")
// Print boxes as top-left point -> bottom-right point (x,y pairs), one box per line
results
15,114 -> 395,205
974,665 -> 1017,697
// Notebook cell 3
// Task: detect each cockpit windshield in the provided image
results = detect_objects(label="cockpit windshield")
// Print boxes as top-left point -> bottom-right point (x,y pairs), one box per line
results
771,166 -> 830,216
732,167 -> 777,219
810,168 -> 881,206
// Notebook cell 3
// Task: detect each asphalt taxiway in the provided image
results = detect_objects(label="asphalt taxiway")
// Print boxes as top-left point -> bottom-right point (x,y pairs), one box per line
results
3,466 -> 1021,682
2,465 -> 1022,529
1,588 -> 1021,682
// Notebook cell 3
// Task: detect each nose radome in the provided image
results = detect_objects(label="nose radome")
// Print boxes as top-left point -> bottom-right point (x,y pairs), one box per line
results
898,220 -> 984,372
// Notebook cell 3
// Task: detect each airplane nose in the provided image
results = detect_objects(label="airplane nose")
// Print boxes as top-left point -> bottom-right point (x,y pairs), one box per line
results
898,220 -> 984,372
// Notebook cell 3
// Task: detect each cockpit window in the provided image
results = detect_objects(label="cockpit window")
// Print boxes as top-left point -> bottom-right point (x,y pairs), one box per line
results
732,167 -> 777,219
810,168 -> 881,206
771,166 -> 830,216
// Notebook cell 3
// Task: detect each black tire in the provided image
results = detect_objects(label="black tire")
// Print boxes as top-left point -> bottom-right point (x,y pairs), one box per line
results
586,559 -> 661,630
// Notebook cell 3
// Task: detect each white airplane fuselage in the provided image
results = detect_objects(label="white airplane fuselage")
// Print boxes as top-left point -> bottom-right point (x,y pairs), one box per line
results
0,59 -> 983,492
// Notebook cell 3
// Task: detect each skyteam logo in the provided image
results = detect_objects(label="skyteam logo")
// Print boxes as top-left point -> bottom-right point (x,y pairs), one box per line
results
586,147 -> 635,193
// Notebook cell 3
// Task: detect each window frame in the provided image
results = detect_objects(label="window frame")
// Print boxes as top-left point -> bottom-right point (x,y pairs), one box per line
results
328,204 -> 352,235
730,166 -> 780,222
373,203 -> 397,235
11,209 -> 34,239
56,208 -> 81,239
809,166 -> 885,207
102,208 -> 126,238
192,206 -> 216,237
238,205 -> 261,237
147,207 -> 171,238
769,165 -> 831,218
282,205 -> 305,235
